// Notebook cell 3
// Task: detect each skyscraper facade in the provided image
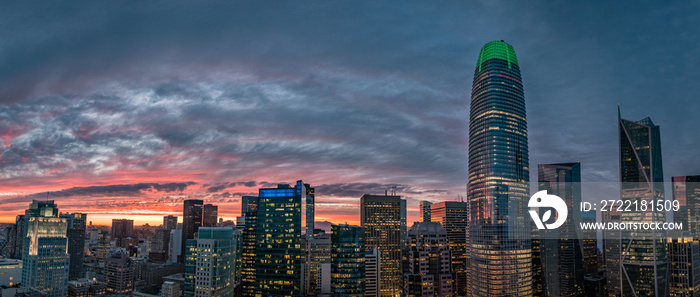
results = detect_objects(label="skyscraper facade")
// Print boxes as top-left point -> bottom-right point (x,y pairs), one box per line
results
667,232 -> 700,297
240,196 -> 258,297
181,199 -> 203,263
365,247 -> 381,297
202,204 -> 218,227
307,232 -> 331,295
404,222 -> 454,297
21,200 -> 69,297
62,213 -> 87,280
419,201 -> 432,223
184,227 -> 235,297
104,251 -> 135,295
361,194 -> 405,297
111,218 -> 134,248
430,201 -> 467,296
331,224 -> 365,297
537,163 -> 584,297
673,175 -> 700,239
618,111 -> 668,296
467,40 -> 531,296
163,215 -> 178,230
254,182 -> 311,296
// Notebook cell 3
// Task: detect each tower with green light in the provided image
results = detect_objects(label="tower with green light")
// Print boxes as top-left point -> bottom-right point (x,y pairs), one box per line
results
468,40 -> 532,296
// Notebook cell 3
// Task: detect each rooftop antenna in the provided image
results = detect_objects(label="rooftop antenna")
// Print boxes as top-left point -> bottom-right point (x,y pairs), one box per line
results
458,194 -> 464,202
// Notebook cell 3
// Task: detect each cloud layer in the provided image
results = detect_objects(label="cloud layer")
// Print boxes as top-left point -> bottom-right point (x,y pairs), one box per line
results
1,1 -> 699,224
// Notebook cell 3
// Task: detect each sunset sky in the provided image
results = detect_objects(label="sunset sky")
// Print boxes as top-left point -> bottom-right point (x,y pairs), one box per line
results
1,2 -> 699,226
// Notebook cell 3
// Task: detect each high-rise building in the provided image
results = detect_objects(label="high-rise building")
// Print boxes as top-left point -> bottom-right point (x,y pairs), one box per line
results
667,232 -> 700,297
184,227 -> 235,297
603,210 -> 622,297
163,215 -> 178,230
331,224 -> 365,297
202,204 -> 218,227
240,196 -> 259,297
305,184 -> 316,235
618,110 -> 668,296
404,222 -> 454,297
181,199 -> 203,263
21,200 -> 69,297
430,201 -> 467,296
468,40 -> 531,296
168,229 -> 182,264
365,247 -> 381,297
419,201 -> 432,223
241,196 -> 257,216
105,251 -> 134,294
536,163 -> 584,297
111,219 -> 134,248
151,228 -> 171,259
12,215 -> 25,259
307,232 -> 331,295
254,181 -> 312,296
232,228 -> 243,288
62,213 -> 87,280
673,175 -> 700,239
361,194 -> 405,297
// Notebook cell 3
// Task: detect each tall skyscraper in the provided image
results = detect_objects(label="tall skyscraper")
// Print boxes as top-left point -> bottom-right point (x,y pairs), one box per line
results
181,199 -> 203,263
254,181 -> 312,296
184,227 -> 235,297
163,215 -> 178,230
240,196 -> 259,297
603,210 -> 622,297
667,232 -> 700,297
168,229 -> 182,264
104,251 -> 134,295
430,201 -> 467,296
419,201 -> 432,223
673,175 -> 700,239
361,194 -> 405,297
331,224 -> 365,297
111,218 -> 134,248
365,247 -> 381,297
21,200 -> 69,297
305,183 -> 316,235
202,204 -> 218,227
307,232 -> 331,295
618,110 -> 668,296
62,213 -> 87,280
404,222 -> 454,297
468,40 -> 531,296
536,163 -> 584,297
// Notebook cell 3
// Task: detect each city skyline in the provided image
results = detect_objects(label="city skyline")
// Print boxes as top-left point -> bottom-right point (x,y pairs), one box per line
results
1,2 -> 700,227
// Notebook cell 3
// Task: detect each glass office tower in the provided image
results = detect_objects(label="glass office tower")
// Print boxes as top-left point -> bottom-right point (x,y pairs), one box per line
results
181,199 -> 203,263
618,109 -> 668,296
62,213 -> 87,280
430,201 -> 467,296
254,181 -> 312,297
361,194 -> 405,297
21,200 -> 69,297
537,163 -> 584,297
467,40 -> 531,296
330,224 -> 365,297
672,175 -> 700,240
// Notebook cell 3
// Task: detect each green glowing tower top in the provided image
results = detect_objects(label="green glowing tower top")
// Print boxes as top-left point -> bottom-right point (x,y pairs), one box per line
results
477,40 -> 519,71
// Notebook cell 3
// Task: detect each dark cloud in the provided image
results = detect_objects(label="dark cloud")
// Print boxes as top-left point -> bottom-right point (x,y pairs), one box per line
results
0,1 -> 699,223
23,182 -> 196,199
